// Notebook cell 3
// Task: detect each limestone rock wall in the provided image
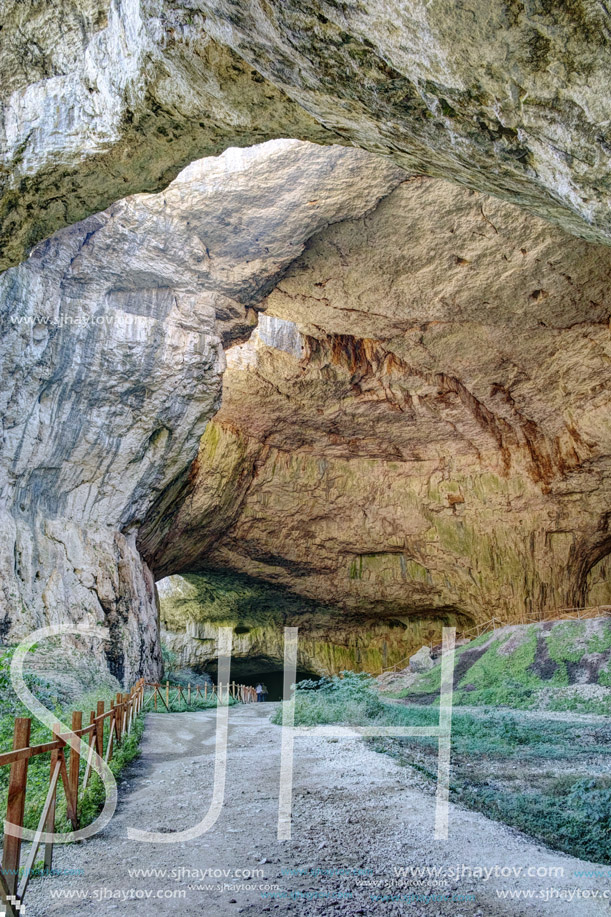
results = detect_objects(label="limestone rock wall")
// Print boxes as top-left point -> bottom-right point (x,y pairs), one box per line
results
158,572 -> 466,676
2,0 -> 611,270
149,175 -> 611,628
0,141 -> 402,680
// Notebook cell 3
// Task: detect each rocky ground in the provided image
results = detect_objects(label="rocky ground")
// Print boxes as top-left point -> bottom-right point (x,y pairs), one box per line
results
24,705 -> 611,916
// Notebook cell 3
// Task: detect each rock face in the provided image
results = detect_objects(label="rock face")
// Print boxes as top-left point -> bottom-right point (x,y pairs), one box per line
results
0,141 -> 403,681
158,572 -> 442,677
2,130 -> 611,675
409,647 -> 434,674
1,0 -> 611,270
145,174 -> 611,638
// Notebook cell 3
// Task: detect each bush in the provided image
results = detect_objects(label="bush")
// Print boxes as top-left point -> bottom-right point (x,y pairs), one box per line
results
272,672 -> 384,726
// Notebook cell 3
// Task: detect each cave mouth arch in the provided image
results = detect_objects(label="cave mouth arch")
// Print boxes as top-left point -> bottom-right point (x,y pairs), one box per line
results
203,654 -> 321,701
157,570 -> 477,693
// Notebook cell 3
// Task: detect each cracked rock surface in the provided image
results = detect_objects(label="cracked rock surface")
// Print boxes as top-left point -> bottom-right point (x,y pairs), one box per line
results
0,140 -> 401,678
2,0 -> 611,271
147,174 -> 611,639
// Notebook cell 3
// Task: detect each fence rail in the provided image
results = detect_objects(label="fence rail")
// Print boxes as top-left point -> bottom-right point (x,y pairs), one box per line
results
0,676 -> 257,916
524,604 -> 611,623
142,679 -> 258,710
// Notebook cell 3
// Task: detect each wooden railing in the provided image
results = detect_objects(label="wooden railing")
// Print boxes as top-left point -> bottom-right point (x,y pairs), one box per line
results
0,679 -> 146,917
143,679 -> 258,710
0,676 -> 257,916
525,604 -> 611,623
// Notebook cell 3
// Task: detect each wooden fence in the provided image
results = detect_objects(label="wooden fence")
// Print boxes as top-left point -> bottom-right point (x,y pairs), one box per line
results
0,676 -> 257,916
524,604 -> 611,624
143,679 -> 258,710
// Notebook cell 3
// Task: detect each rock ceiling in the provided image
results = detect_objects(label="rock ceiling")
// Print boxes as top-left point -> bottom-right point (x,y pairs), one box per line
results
141,172 -> 611,627
1,3 -> 610,677
1,0 -> 611,271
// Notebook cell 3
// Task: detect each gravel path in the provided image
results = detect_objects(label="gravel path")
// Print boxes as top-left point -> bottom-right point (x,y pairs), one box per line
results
24,705 -> 611,916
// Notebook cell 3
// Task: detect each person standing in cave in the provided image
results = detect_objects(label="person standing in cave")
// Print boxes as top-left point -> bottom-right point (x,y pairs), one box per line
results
261,683 -> 269,702
256,683 -> 263,702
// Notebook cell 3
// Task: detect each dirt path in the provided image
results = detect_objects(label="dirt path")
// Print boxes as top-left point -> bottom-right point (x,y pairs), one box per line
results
26,705 -> 611,916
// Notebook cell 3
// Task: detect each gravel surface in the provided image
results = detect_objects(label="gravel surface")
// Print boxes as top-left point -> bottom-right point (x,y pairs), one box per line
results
24,705 -> 611,916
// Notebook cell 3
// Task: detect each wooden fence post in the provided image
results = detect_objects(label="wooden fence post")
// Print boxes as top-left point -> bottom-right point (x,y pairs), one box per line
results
188,683 -> 191,706
43,724 -> 62,872
2,717 -> 31,896
115,693 -> 123,743
166,681 -> 170,711
68,711 -> 82,830
84,709 -> 95,788
96,701 -> 105,757
154,686 -> 158,711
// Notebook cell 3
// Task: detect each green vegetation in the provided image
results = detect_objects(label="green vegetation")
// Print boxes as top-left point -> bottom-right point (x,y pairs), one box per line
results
589,627 -> 611,654
271,672 -> 383,726
452,627 -> 547,706
547,692 -> 611,715
547,621 -> 586,664
274,671 -> 611,863
394,619 -> 611,713
599,664 -> 611,687
0,646 -> 144,838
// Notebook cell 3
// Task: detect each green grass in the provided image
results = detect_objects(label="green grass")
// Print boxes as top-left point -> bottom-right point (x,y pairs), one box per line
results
452,627 -> 547,706
547,622 -> 586,664
547,692 -> 611,715
275,671 -> 611,864
397,620 -> 611,711
390,631 -> 544,708
600,664 -> 611,687
588,627 -> 611,654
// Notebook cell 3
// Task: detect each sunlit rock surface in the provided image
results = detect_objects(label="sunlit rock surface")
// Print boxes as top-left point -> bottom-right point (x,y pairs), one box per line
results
1,0 -> 611,269
0,140 -> 402,679
157,572 -> 459,677
144,175 -> 611,632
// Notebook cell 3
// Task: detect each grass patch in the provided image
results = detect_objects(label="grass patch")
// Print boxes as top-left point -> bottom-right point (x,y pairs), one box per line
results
276,671 -> 611,863
600,664 -> 611,687
401,619 -> 611,711
547,692 -> 611,715
547,622 -> 586,663
588,623 -> 611,654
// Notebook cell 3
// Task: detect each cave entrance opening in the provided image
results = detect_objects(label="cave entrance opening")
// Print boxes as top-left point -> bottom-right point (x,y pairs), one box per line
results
202,653 -> 320,701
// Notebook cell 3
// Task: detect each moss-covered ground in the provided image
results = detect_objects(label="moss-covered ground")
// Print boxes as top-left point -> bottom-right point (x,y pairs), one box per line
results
395,619 -> 611,714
